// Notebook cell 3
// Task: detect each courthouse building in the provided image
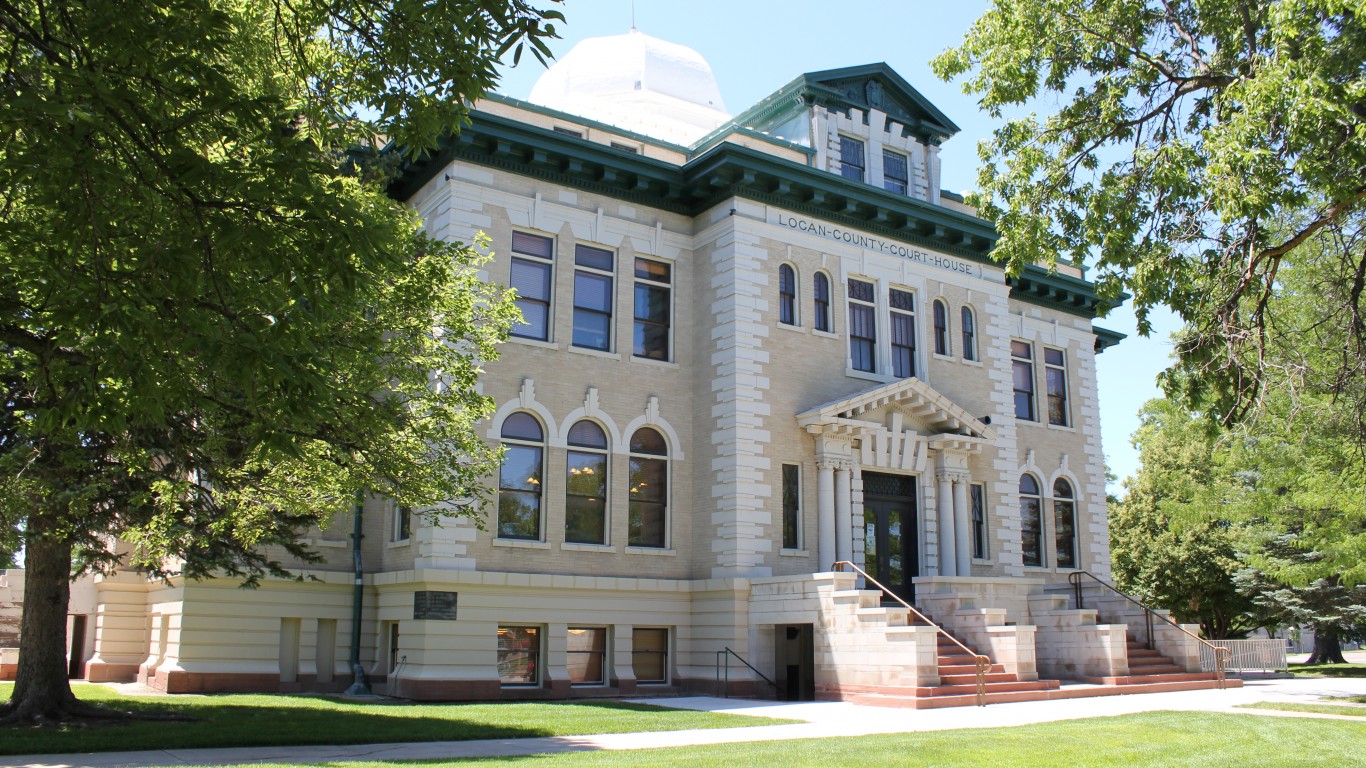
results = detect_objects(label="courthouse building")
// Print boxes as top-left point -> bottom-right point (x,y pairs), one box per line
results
2,30 -> 1233,705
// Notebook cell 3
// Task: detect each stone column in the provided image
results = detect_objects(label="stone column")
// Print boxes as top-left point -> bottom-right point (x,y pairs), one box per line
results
816,461 -> 836,572
936,470 -> 956,577
953,477 -> 972,576
834,464 -> 852,566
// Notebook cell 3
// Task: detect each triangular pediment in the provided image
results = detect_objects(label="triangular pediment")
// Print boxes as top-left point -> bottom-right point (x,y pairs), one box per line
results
796,377 -> 995,440
804,63 -> 960,141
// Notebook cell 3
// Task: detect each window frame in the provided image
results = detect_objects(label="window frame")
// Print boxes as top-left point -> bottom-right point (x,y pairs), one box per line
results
970,483 -> 987,560
1044,346 -> 1070,427
391,505 -> 412,543
781,463 -> 801,550
567,626 -> 609,686
571,244 -> 615,352
509,232 -> 555,342
564,420 -> 610,545
1019,474 -> 1044,568
497,625 -> 542,687
1053,478 -> 1078,569
889,287 -> 917,378
627,427 -> 670,548
839,135 -> 866,182
496,412 -> 546,541
883,149 -> 909,195
632,258 -> 673,361
813,271 -> 832,333
632,627 -> 670,684
1011,340 -> 1037,422
848,278 -> 877,373
932,299 -> 950,357
960,306 -> 977,362
778,263 -> 798,326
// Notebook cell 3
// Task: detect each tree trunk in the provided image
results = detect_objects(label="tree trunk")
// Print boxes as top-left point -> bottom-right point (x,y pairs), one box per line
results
0,514 -> 81,725
1306,629 -> 1348,665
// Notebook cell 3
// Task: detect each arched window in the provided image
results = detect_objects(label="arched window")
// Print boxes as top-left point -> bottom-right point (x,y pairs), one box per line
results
813,272 -> 832,333
565,421 -> 609,544
933,299 -> 950,356
1019,474 -> 1043,567
628,428 -> 669,548
1054,478 -> 1077,569
779,264 -> 797,326
498,413 -> 544,540
961,306 -> 977,361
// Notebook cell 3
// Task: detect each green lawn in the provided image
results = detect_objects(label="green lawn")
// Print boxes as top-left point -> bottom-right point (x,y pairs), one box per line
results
1238,701 -> 1366,718
1289,663 -> 1366,678
0,684 -> 793,756
207,712 -> 1366,768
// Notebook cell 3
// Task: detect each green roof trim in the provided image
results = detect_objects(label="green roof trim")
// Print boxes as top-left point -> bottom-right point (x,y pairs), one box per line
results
389,108 -> 1110,320
1093,326 -> 1127,353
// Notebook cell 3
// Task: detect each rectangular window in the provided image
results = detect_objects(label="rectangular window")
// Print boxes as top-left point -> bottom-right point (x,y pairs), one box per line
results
883,150 -> 908,194
565,449 -> 608,544
1012,341 -> 1036,421
632,628 -> 669,683
890,288 -> 916,378
553,126 -> 583,138
782,464 -> 801,550
848,279 -> 877,372
497,443 -> 543,540
572,245 -> 614,351
1044,347 -> 1069,426
497,626 -> 540,686
387,622 -> 401,673
510,232 -> 554,341
970,484 -> 987,560
567,627 -> 607,685
813,273 -> 831,333
610,141 -> 639,154
628,454 -> 668,547
839,136 -> 865,182
392,506 -> 411,543
633,258 -> 672,360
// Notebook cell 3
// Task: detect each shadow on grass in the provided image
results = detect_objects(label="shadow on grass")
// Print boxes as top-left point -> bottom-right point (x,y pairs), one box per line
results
0,685 -> 758,757
1290,663 -> 1366,678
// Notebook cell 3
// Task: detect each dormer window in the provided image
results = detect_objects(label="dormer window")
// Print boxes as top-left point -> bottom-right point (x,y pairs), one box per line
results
883,150 -> 908,195
839,136 -> 865,182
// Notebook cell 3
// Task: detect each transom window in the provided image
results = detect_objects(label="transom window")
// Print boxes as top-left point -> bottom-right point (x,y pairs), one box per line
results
848,279 -> 877,373
565,420 -> 608,545
509,232 -> 554,341
890,288 -> 916,378
1045,347 -> 1069,426
497,413 -> 544,540
628,428 -> 668,547
1020,474 -> 1043,567
932,299 -> 949,356
633,258 -> 671,361
778,264 -> 797,325
572,245 -> 614,351
813,272 -> 832,333
961,306 -> 977,361
883,150 -> 908,195
1012,341 -> 1036,421
839,136 -> 865,182
1054,478 -> 1077,569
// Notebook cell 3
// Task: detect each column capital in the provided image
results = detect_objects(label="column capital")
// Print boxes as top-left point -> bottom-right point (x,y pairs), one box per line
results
818,458 -> 852,471
935,468 -> 970,484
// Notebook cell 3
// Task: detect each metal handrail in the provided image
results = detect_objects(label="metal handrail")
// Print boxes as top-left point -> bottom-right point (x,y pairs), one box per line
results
1068,571 -> 1230,688
715,647 -> 783,699
832,561 -> 991,706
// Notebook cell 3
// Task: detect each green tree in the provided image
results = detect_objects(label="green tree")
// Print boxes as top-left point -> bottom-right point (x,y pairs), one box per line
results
1110,399 -> 1260,639
934,1 -> 1365,426
0,0 -> 561,725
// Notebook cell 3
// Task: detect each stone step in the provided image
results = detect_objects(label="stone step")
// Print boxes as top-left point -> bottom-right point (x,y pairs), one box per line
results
939,663 -> 1008,675
939,672 -> 1021,685
1129,655 -> 1178,667
838,677 -> 1241,710
915,679 -> 1062,697
1075,672 -> 1226,685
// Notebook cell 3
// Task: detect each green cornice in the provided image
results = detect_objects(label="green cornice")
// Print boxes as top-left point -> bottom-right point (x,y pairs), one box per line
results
480,93 -> 694,154
1093,326 -> 1127,353
389,109 -> 1109,319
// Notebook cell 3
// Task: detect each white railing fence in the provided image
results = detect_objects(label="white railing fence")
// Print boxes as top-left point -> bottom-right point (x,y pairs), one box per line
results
1200,639 -> 1288,674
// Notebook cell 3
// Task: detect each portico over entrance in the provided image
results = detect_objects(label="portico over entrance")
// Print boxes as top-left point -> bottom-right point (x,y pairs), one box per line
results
796,378 -> 995,590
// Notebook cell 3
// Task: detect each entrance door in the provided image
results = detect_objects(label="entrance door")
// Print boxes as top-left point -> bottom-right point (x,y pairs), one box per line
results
862,473 -> 919,604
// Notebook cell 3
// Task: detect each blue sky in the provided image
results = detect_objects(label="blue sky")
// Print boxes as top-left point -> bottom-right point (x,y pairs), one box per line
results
493,0 -> 1182,490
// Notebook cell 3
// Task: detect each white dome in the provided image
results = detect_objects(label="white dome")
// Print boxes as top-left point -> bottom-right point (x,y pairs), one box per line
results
528,30 -> 731,145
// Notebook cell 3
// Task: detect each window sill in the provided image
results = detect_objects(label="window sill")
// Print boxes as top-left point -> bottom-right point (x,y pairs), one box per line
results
308,539 -> 349,549
1046,422 -> 1076,433
568,345 -> 621,361
625,546 -> 676,556
560,542 -> 618,553
971,558 -> 993,565
493,538 -> 551,550
508,336 -> 559,351
386,540 -> 412,549
960,357 -> 983,367
777,323 -> 806,335
631,356 -> 679,370
780,548 -> 809,557
931,352 -> 955,362
845,368 -> 893,384
811,329 -> 838,340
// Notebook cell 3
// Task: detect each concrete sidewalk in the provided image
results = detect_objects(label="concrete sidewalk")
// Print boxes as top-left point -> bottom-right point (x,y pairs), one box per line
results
6,676 -> 1366,768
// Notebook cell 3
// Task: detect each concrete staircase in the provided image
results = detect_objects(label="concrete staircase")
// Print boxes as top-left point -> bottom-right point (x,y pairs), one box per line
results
1073,633 -> 1237,691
